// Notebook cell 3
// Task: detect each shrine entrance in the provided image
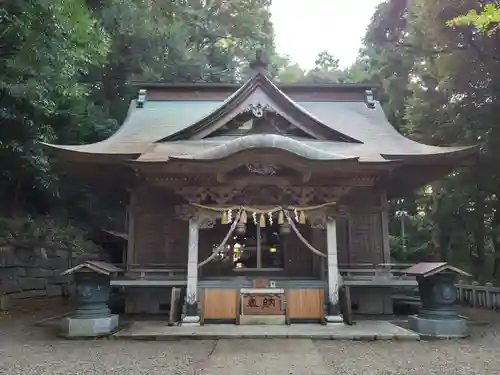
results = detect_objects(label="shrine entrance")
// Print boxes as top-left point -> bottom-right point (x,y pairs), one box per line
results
184,202 -> 340,326
197,204 -> 322,280
232,220 -> 285,270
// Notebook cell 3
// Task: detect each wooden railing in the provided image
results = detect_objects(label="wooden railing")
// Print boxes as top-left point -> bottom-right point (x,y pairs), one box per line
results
114,263 -> 187,279
337,263 -> 416,281
456,281 -> 500,310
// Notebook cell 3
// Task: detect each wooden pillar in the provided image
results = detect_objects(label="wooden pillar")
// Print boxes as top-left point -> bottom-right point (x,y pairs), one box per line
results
182,218 -> 200,325
326,217 -> 343,322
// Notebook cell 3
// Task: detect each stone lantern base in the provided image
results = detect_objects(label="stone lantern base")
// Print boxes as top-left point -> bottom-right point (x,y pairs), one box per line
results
402,264 -> 472,339
59,261 -> 123,338
408,315 -> 468,338
61,315 -> 119,338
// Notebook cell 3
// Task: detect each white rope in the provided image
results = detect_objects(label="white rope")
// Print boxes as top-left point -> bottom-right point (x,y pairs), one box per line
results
284,210 -> 327,258
198,209 -> 242,268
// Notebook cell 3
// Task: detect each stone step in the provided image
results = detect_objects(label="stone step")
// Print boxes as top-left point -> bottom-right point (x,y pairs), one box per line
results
239,315 -> 286,325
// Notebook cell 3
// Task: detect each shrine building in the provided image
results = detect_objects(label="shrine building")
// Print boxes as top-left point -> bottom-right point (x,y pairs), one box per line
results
43,53 -> 478,325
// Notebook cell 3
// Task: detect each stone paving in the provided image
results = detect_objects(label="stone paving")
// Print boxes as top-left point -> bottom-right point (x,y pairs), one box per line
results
115,320 -> 418,340
0,302 -> 499,375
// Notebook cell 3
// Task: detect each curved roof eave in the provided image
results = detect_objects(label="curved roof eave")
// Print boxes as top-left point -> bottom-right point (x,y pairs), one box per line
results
381,145 -> 480,162
40,142 -> 141,163
157,73 -> 362,143
38,100 -> 153,158
135,134 -> 360,163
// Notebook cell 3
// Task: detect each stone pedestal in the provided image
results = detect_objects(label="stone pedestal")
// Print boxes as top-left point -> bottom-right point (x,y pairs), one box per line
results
325,315 -> 343,324
408,315 -> 467,338
60,270 -> 119,337
61,315 -> 119,337
182,315 -> 200,326
326,298 -> 343,325
409,272 -> 468,338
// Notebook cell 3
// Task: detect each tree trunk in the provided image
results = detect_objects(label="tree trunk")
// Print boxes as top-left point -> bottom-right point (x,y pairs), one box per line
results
491,201 -> 500,278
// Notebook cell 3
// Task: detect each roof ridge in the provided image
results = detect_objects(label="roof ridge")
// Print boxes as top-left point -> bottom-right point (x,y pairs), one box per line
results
156,73 -> 362,143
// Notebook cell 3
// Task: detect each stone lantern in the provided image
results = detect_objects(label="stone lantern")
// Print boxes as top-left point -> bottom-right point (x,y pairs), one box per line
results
60,261 -> 123,338
404,262 -> 471,338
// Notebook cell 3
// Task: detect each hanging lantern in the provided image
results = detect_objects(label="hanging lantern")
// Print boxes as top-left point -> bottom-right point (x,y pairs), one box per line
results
236,211 -> 247,234
280,219 -> 291,235
236,221 -> 246,235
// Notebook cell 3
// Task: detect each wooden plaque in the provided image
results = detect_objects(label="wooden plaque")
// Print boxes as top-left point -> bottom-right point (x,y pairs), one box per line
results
253,278 -> 269,288
242,293 -> 283,315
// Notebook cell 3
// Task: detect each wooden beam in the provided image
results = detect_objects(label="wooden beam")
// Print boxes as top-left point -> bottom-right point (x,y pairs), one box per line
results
126,190 -> 137,269
380,190 -> 391,264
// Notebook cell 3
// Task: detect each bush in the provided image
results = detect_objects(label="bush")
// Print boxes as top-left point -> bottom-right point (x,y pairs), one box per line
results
0,215 -> 99,253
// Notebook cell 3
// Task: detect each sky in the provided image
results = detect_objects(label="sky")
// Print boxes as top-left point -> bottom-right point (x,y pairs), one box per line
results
270,0 -> 384,69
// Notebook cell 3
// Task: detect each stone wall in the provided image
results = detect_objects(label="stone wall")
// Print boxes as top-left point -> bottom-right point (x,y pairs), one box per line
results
0,246 -> 103,309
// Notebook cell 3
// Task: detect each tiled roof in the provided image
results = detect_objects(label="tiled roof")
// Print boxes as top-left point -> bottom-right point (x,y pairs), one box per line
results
42,74 -> 478,164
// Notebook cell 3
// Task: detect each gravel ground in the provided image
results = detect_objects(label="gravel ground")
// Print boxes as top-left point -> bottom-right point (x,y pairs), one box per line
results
317,307 -> 500,375
0,301 -> 499,375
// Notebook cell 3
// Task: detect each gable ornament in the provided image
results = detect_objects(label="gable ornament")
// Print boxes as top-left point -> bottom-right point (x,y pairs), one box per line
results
245,103 -> 274,118
246,163 -> 278,175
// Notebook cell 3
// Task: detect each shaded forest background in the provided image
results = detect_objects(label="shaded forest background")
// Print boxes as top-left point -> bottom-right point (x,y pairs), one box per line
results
1,0 -> 500,280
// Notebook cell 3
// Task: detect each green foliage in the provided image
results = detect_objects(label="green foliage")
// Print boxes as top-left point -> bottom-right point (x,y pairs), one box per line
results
352,0 -> 500,279
3,0 -> 500,282
275,51 -> 355,84
450,3 -> 500,35
0,0 -> 112,207
0,215 -> 98,253
0,0 -> 276,252
0,0 -> 275,215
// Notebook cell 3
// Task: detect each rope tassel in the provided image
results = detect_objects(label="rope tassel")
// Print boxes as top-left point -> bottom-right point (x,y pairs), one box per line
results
259,213 -> 266,227
221,211 -> 228,225
299,211 -> 306,224
240,210 -> 247,224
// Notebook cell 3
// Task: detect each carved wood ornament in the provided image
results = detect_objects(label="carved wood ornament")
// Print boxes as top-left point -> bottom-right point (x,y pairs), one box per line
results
174,204 -> 220,229
173,184 -> 354,207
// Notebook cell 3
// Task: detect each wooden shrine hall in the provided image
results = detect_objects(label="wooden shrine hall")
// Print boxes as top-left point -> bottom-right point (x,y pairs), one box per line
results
43,52 -> 478,326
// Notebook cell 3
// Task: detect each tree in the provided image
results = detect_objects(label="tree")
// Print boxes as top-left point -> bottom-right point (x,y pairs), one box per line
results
89,0 -> 276,120
451,3 -> 500,35
275,51 -> 352,84
0,0 -> 277,226
0,0 -> 111,211
274,55 -> 306,83
350,0 -> 500,280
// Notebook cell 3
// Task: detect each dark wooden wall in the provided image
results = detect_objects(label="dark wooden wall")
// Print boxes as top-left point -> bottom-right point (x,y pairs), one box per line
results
346,190 -> 390,265
129,186 -> 188,265
348,212 -> 384,264
283,226 -> 314,277
308,202 -> 389,269
128,186 -> 390,269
